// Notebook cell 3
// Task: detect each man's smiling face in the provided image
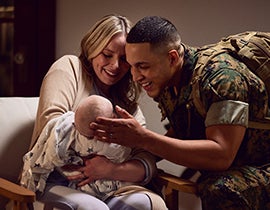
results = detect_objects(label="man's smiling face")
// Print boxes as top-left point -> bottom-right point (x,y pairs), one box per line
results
126,42 -> 175,98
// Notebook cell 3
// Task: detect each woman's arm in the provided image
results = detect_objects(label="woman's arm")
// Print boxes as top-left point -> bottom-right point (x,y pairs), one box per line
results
67,155 -> 146,187
30,55 -> 88,149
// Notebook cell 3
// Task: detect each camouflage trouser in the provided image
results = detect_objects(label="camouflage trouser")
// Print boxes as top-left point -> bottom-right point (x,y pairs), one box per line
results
197,164 -> 270,210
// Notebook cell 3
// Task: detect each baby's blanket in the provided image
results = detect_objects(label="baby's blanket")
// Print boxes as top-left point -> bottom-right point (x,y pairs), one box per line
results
20,111 -> 131,200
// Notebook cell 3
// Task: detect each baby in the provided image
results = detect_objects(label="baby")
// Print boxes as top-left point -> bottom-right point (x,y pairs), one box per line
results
57,95 -> 132,200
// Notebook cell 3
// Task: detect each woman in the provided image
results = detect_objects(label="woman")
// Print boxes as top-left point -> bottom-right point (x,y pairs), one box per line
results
21,14 -> 167,210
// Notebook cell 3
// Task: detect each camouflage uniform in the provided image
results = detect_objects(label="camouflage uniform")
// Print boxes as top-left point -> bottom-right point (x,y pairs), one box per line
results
155,44 -> 270,209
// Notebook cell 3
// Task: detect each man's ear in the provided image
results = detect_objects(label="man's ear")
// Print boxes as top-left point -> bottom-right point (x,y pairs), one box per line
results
168,49 -> 180,66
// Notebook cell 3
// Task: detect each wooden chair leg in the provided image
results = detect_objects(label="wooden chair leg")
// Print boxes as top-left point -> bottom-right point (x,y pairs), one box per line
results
13,200 -> 26,210
12,200 -> 34,210
164,187 -> 179,210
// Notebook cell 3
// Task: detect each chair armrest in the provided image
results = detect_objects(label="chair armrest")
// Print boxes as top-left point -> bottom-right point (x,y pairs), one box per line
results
157,170 -> 198,210
0,177 -> 35,203
157,170 -> 197,194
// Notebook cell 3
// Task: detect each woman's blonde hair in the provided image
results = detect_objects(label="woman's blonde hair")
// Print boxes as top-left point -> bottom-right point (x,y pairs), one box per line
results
79,14 -> 140,113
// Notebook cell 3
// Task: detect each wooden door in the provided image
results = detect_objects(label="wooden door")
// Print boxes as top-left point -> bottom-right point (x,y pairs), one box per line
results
0,0 -> 55,96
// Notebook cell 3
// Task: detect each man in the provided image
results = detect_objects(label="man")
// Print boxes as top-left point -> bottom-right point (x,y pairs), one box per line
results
91,16 -> 270,209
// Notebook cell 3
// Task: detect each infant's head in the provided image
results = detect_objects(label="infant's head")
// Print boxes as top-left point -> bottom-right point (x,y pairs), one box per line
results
74,95 -> 114,138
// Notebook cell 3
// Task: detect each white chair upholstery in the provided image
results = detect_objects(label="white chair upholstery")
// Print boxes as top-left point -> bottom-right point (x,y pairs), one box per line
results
0,97 -> 38,209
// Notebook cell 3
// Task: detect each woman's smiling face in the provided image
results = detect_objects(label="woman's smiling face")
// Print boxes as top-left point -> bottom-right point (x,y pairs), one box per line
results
92,33 -> 130,92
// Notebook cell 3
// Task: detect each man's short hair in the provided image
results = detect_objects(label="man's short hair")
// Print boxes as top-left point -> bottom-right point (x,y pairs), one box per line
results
127,16 -> 181,51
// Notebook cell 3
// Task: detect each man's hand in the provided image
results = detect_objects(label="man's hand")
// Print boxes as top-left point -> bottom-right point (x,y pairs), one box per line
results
90,105 -> 146,148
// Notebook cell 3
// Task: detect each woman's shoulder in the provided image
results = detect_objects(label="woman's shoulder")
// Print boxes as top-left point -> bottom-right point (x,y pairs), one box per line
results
47,55 -> 83,77
52,55 -> 81,67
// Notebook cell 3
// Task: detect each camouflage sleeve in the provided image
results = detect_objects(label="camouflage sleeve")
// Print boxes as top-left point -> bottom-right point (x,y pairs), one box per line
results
201,67 -> 249,110
199,53 -> 249,120
200,53 -> 268,122
205,100 -> 249,127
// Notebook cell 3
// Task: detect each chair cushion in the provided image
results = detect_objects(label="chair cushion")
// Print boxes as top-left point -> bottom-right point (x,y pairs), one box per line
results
0,97 -> 38,183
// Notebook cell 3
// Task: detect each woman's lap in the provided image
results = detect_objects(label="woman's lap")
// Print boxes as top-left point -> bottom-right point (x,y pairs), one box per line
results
38,184 -> 152,210
38,185 -> 109,210
107,192 -> 151,210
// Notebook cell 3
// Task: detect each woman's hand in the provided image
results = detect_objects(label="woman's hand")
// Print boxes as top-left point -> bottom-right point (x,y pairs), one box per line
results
65,155 -> 146,187
90,105 -> 147,148
66,155 -> 115,187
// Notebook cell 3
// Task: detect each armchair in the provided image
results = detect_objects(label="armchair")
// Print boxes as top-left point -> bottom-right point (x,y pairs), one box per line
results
0,97 -> 198,210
